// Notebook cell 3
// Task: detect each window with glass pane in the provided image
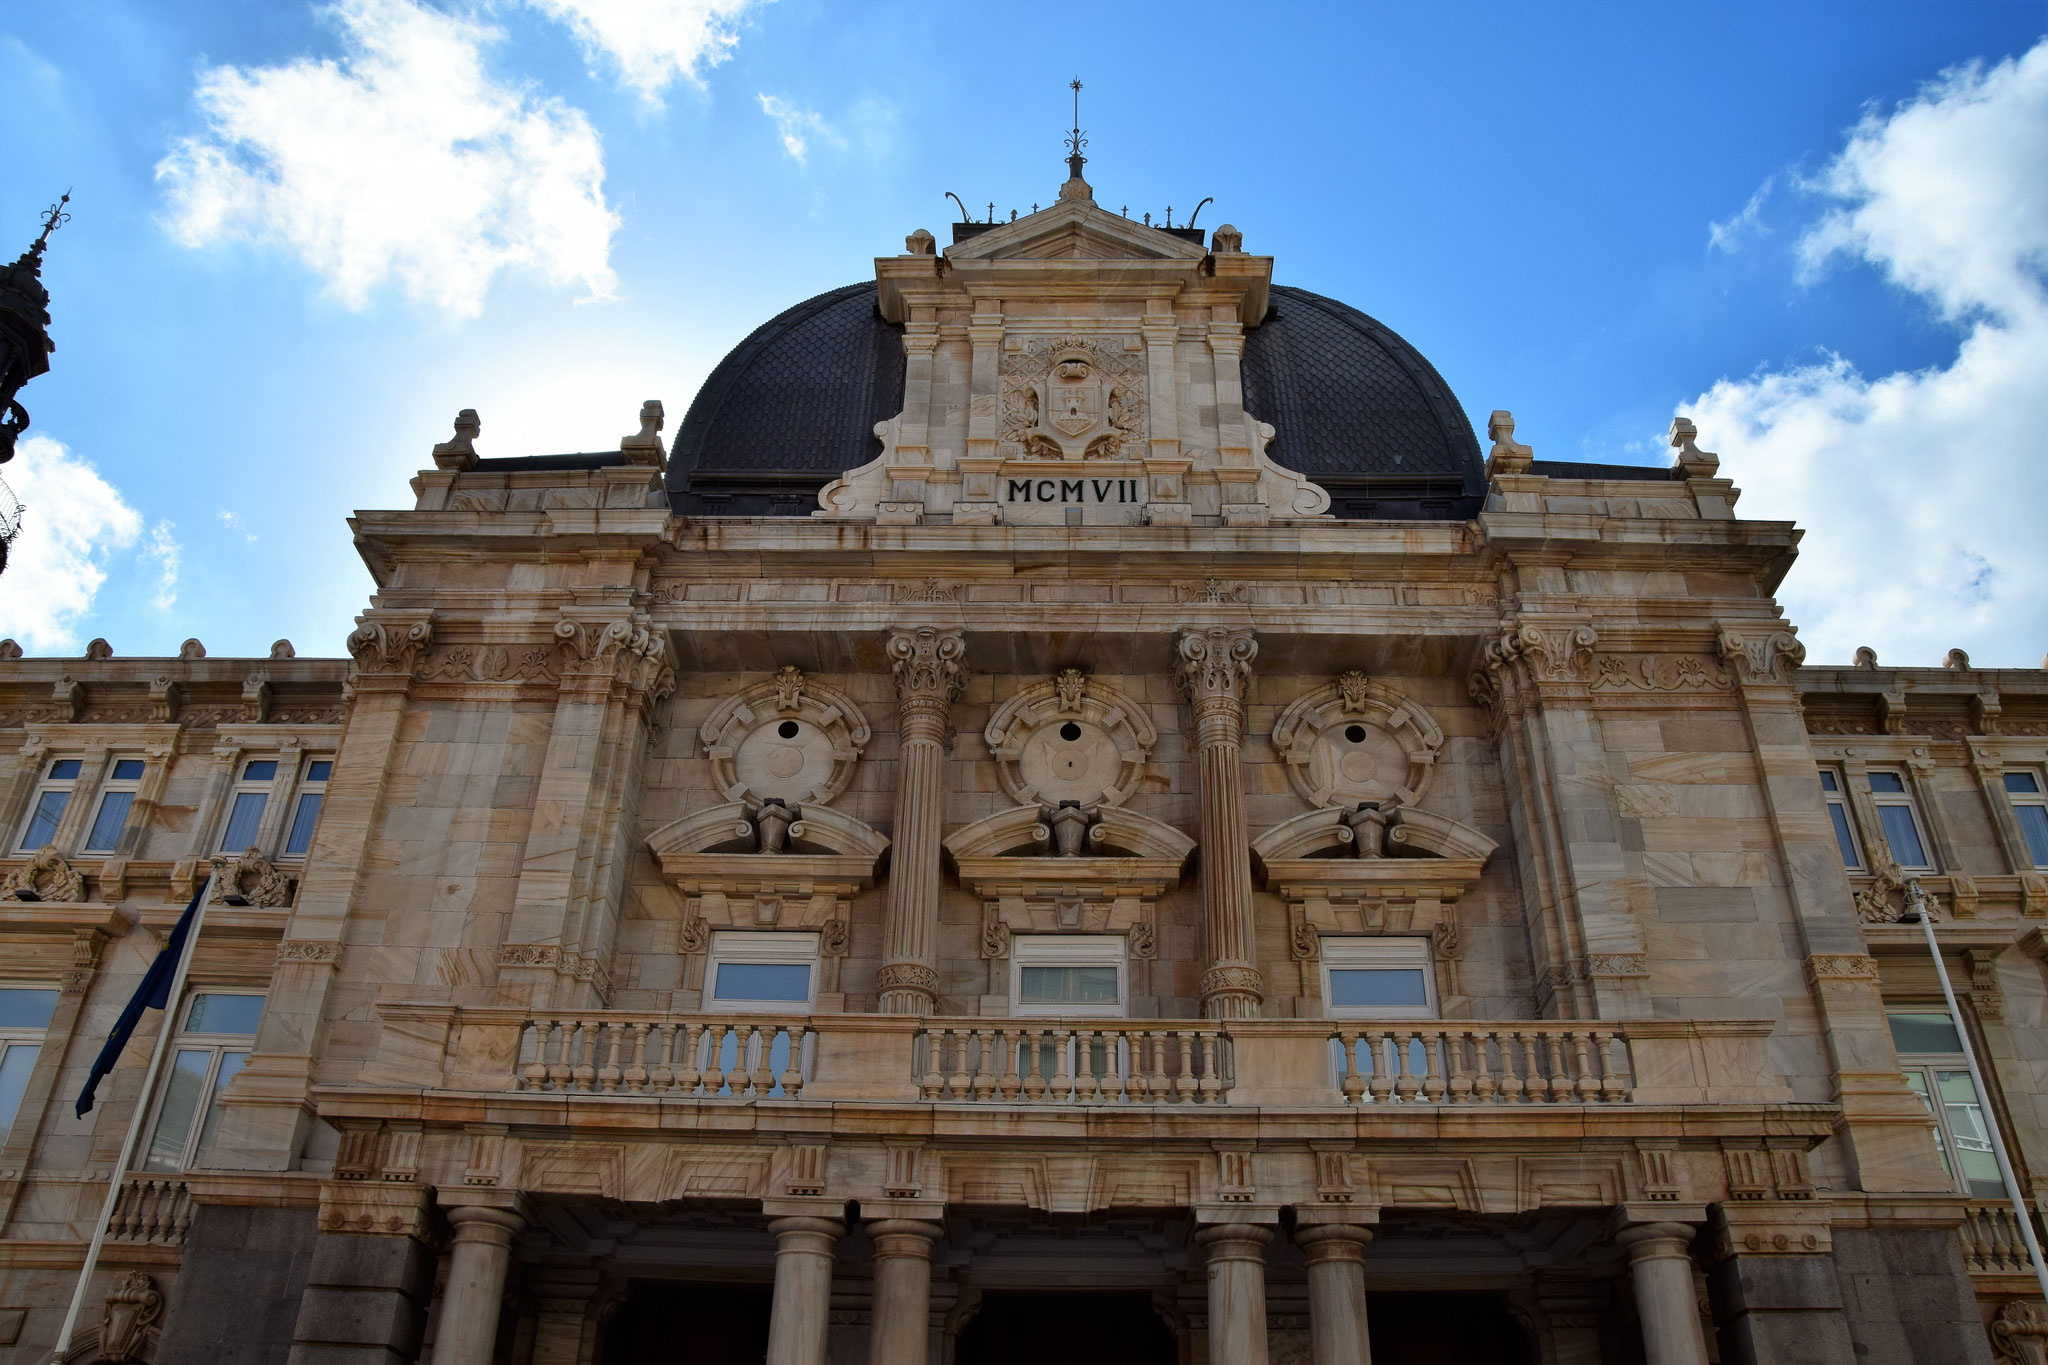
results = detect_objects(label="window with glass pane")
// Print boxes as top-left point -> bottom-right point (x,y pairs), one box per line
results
1321,938 -> 1437,1019
0,987 -> 57,1142
18,758 -> 81,850
283,759 -> 332,858
703,932 -> 819,1013
141,992 -> 263,1172
1817,768 -> 1862,868
1010,935 -> 1126,1017
1889,1009 -> 2003,1197
217,760 -> 277,853
83,758 -> 148,853
1868,771 -> 1932,868
2005,771 -> 2048,868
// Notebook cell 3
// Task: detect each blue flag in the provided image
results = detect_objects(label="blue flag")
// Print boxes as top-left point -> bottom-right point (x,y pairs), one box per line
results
75,882 -> 206,1118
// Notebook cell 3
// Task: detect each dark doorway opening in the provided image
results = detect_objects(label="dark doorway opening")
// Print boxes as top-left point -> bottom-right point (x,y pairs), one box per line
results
602,1281 -> 772,1365
957,1291 -> 1176,1365
1366,1292 -> 1536,1364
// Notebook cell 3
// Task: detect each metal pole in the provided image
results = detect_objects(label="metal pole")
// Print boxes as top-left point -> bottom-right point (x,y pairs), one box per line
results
49,858 -> 224,1361
1904,878 -> 2048,1304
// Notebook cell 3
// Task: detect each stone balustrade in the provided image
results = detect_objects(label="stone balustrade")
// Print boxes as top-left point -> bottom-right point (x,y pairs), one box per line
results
1959,1199 -> 2043,1275
108,1174 -> 192,1245
487,1010 -> 1785,1109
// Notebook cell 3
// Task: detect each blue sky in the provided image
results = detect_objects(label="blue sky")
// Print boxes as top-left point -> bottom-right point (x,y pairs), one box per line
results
2,1 -> 2046,666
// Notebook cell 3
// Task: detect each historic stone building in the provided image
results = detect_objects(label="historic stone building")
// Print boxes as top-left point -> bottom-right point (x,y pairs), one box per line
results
1,157 -> 2047,1365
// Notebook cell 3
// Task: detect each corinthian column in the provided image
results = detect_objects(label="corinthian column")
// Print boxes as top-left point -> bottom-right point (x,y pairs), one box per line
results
1174,627 -> 1263,1018
879,626 -> 965,1014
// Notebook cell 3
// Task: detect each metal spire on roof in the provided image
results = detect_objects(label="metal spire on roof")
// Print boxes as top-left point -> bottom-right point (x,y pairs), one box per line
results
1059,79 -> 1092,202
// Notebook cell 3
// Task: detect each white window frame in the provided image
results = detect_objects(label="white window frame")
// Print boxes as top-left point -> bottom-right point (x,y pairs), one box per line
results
2004,768 -> 2048,870
702,931 -> 819,1013
1010,934 -> 1128,1018
1867,768 -> 1936,870
16,757 -> 83,852
0,983 -> 59,1141
1320,937 -> 1438,1020
1889,1009 -> 2002,1199
1817,765 -> 1863,870
139,991 -> 265,1173
81,756 -> 148,855
278,755 -> 333,861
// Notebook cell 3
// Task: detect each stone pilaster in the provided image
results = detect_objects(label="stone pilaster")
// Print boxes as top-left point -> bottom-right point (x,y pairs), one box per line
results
1294,1223 -> 1373,1365
867,1218 -> 941,1365
1615,1221 -> 1710,1365
1195,1221 -> 1272,1365
1175,626 -> 1263,1019
766,1216 -> 845,1365
878,626 -> 964,1014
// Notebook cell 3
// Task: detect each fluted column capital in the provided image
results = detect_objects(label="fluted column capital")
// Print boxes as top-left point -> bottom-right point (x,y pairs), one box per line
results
1174,626 -> 1257,717
888,626 -> 966,708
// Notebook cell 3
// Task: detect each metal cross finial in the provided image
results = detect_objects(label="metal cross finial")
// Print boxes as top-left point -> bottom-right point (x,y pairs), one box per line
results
1064,78 -> 1088,171
33,191 -> 72,253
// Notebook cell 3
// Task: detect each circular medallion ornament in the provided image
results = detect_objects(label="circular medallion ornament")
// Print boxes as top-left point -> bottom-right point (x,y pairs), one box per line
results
1271,671 -> 1444,809
699,666 -> 873,807
983,669 -> 1157,810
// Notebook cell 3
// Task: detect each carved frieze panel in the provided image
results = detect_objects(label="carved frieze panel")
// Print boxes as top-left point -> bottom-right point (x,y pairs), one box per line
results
999,335 -> 1146,461
983,670 -> 1156,810
1272,672 -> 1444,810
698,667 -> 872,807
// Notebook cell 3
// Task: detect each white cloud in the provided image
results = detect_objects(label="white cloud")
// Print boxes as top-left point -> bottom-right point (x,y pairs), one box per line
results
157,0 -> 620,318
144,522 -> 181,612
218,508 -> 258,543
757,92 -> 837,163
1686,40 -> 2048,668
527,0 -> 762,106
0,435 -> 143,652
1708,176 -> 1773,253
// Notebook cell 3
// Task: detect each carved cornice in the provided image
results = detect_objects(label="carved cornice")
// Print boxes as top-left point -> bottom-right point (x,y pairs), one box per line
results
1804,953 -> 1879,984
1590,654 -> 1733,692
276,939 -> 343,967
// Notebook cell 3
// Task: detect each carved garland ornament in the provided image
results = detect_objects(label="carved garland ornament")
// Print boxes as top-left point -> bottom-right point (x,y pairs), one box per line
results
982,669 -> 1158,809
2,845 -> 86,902
1271,671 -> 1445,810
999,335 -> 1146,461
212,846 -> 292,907
697,666 -> 873,807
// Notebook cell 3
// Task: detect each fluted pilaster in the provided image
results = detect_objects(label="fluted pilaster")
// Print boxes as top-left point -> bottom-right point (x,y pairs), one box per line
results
1175,626 -> 1263,1018
879,626 -> 965,1014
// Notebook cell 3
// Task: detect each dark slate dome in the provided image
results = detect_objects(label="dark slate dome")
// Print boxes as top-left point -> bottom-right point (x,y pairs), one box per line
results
668,281 -> 1482,519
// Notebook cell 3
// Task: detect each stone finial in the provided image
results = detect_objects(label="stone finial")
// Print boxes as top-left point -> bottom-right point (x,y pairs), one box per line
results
0,639 -> 19,660
178,638 -> 205,660
1945,648 -> 1971,670
432,409 -> 480,471
84,638 -> 112,660
1853,646 -> 1878,668
1211,224 -> 1244,254
270,639 -> 296,660
621,399 -> 666,468
1484,410 -> 1534,477
1668,416 -> 1720,477
904,228 -> 936,256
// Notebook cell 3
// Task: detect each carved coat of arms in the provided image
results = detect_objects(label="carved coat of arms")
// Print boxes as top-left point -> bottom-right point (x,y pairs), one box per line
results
1001,336 -> 1145,460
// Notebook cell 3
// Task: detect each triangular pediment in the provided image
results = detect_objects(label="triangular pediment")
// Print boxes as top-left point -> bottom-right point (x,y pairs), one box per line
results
945,199 -> 1208,263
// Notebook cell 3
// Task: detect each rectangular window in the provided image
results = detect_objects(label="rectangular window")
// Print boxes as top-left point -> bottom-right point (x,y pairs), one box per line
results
1889,1009 -> 2002,1198
1010,935 -> 1127,1018
217,760 -> 278,853
141,992 -> 264,1173
1818,767 -> 1862,869
704,932 -> 818,1012
0,986 -> 59,1141
2005,771 -> 2048,869
282,759 -> 332,858
18,758 -> 82,851
1321,938 -> 1437,1019
82,757 -> 148,854
1868,770 -> 1933,869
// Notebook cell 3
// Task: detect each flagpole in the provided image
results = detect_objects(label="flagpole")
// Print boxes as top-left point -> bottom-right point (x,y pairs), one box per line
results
49,857 -> 224,1363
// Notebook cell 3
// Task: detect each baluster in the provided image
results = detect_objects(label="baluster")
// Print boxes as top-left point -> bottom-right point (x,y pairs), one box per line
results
1364,1031 -> 1393,1104
570,1020 -> 598,1092
1391,1031 -> 1421,1102
947,1027 -> 972,1100
1444,1030 -> 1470,1103
1072,1030 -> 1100,1103
1546,1032 -> 1573,1101
172,1185 -> 194,1243
1567,1031 -> 1596,1101
702,1023 -> 728,1095
750,1025 -> 776,1096
676,1022 -> 705,1096
1103,1030 -> 1127,1103
1049,1028 -> 1074,1102
997,1029 -> 1022,1101
1123,1032 -> 1151,1102
920,1030 -> 946,1100
1014,1030 -> 1039,1100
1167,1032 -> 1191,1102
1518,1032 -> 1545,1103
1421,1029 -> 1447,1102
1494,1031 -> 1523,1102
108,1183 -> 130,1240
1595,1029 -> 1627,1101
1470,1030 -> 1496,1102
596,1022 -> 623,1093
622,1022 -> 650,1093
1336,1030 -> 1365,1104
520,1022 -> 547,1090
972,1028 -> 998,1100
651,1022 -> 678,1093
546,1019 -> 573,1090
1198,1032 -> 1223,1102
782,1025 -> 807,1098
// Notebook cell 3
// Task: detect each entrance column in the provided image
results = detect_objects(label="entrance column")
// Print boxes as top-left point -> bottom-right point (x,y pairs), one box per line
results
1294,1221 -> 1374,1365
1616,1221 -> 1710,1365
766,1215 -> 845,1365
878,626 -> 965,1014
437,1198 -> 527,1365
1196,1220 -> 1272,1365
1174,626 -> 1263,1019
867,1218 -> 942,1365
